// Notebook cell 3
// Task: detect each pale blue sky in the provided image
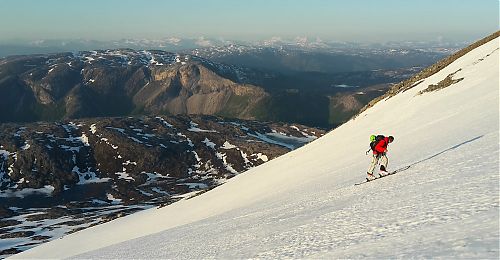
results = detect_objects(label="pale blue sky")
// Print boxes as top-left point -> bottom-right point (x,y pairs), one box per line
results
0,0 -> 498,42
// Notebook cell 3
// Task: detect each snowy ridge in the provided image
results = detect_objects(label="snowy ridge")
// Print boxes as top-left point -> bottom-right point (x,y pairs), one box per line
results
72,49 -> 249,82
14,49 -> 251,83
190,42 -> 458,59
11,37 -> 499,258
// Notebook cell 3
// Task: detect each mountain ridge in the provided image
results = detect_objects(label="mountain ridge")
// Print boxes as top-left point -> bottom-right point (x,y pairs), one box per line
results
0,51 -> 268,123
1,46 -> 444,128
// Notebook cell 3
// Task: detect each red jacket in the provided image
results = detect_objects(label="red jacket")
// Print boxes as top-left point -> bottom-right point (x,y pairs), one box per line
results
373,137 -> 390,154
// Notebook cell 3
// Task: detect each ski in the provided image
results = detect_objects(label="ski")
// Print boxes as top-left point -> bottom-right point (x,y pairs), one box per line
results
354,165 -> 411,186
354,179 -> 373,186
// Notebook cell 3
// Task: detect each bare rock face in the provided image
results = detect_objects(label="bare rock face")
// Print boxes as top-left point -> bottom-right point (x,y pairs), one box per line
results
136,63 -> 268,118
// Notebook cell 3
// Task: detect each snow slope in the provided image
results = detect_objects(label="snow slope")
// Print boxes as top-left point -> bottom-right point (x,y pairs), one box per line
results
11,37 -> 499,259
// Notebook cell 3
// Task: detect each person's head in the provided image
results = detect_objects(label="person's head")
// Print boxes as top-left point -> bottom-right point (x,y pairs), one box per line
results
388,136 -> 394,143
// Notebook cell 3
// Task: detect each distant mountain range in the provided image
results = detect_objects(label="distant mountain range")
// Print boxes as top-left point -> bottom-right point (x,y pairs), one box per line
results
0,37 -> 466,58
0,47 -> 445,128
0,50 -> 265,122
191,44 -> 450,73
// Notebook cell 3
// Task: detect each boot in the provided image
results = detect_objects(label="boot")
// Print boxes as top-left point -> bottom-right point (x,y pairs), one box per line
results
379,165 -> 388,177
366,172 -> 376,181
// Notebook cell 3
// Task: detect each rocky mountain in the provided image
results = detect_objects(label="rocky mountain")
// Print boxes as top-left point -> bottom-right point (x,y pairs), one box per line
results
0,47 -> 437,128
0,114 -> 324,255
0,50 -> 269,123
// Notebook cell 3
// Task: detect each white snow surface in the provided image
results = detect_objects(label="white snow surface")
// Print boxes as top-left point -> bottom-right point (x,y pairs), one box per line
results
12,38 -> 499,259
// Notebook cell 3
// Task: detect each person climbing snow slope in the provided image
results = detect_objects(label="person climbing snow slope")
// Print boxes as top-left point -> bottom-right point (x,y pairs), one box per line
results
367,135 -> 394,181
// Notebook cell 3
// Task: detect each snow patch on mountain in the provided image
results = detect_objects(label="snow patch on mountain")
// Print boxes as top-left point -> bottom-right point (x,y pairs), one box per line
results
0,185 -> 55,198
74,166 -> 110,185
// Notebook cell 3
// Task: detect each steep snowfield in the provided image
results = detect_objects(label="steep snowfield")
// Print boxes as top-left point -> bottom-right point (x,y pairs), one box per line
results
12,37 -> 499,259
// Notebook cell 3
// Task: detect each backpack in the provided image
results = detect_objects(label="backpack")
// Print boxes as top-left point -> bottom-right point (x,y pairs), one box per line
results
369,135 -> 385,151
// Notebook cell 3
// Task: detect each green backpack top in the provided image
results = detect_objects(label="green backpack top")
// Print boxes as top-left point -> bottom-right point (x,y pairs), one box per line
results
369,135 -> 385,151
